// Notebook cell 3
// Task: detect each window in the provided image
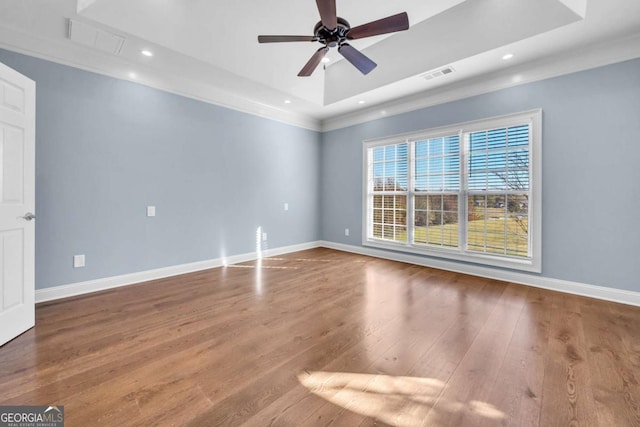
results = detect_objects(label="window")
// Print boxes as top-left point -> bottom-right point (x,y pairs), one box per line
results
370,142 -> 408,243
363,110 -> 541,272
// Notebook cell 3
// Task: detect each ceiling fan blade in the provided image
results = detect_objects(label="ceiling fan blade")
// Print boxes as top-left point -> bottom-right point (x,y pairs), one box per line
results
338,43 -> 377,75
347,12 -> 409,40
258,35 -> 316,43
298,47 -> 329,77
316,0 -> 337,30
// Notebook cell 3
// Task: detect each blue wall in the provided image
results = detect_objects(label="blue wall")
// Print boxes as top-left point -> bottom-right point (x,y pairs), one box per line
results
2,48 -> 639,294
0,50 -> 322,290
321,58 -> 640,292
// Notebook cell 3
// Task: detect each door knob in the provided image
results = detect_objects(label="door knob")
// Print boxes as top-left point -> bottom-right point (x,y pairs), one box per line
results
21,212 -> 36,221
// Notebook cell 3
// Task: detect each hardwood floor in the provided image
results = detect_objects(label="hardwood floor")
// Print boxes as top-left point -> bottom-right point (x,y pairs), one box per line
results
1,248 -> 639,426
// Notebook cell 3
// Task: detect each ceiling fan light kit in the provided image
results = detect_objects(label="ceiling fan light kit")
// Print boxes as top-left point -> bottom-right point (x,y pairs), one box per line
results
258,0 -> 409,76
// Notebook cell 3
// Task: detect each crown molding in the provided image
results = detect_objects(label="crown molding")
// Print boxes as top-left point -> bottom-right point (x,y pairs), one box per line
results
0,27 -> 323,132
320,32 -> 640,132
2,24 -> 639,135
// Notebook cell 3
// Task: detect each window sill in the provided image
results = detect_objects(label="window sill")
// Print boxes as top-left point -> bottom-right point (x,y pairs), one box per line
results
363,238 -> 541,273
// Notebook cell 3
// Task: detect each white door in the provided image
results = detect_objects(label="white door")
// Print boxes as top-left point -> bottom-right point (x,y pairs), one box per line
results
0,61 -> 35,346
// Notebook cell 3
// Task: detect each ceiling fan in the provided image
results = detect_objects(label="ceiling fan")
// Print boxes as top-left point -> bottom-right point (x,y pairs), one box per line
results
258,0 -> 409,76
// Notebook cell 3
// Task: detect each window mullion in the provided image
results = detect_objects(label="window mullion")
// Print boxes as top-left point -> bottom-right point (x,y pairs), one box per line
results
527,122 -> 534,257
366,149 -> 372,240
408,139 -> 415,245
459,130 -> 467,252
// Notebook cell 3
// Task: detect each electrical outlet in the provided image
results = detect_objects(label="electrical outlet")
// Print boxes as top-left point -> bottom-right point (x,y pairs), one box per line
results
147,206 -> 156,217
262,232 -> 268,241
284,203 -> 289,211
73,254 -> 85,268
345,228 -> 350,236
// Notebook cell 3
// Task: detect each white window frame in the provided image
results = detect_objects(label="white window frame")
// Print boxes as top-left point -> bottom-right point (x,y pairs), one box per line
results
362,109 -> 542,272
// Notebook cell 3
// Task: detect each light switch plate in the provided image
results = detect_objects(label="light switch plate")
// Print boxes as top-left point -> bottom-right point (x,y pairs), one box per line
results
147,206 -> 156,217
284,203 -> 289,211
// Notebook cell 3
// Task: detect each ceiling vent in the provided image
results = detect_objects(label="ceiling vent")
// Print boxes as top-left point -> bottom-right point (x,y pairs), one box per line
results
68,19 -> 125,55
421,66 -> 455,81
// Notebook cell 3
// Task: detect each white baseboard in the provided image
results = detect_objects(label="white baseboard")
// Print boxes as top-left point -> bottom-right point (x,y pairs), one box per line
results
318,241 -> 640,307
35,241 -> 321,303
36,239 -> 640,308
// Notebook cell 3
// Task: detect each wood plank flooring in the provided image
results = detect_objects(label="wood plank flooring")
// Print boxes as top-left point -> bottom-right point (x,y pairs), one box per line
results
1,248 -> 639,426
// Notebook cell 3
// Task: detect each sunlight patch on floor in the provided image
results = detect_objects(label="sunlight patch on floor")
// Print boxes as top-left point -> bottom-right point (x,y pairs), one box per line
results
255,258 -> 262,295
298,371 -> 506,426
263,257 -> 336,263
226,264 -> 299,270
263,257 -> 367,264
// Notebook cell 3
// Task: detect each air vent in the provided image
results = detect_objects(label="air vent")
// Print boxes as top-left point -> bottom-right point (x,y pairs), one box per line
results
421,66 -> 455,81
68,19 -> 125,55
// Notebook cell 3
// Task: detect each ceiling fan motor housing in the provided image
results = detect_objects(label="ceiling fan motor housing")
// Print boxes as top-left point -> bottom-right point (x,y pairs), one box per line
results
314,17 -> 350,47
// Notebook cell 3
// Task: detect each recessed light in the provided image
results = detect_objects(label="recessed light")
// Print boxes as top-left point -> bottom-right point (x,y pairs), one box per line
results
141,50 -> 153,57
358,100 -> 366,104
502,53 -> 514,60
129,72 -> 137,79
284,100 -> 292,104
321,57 -> 331,63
